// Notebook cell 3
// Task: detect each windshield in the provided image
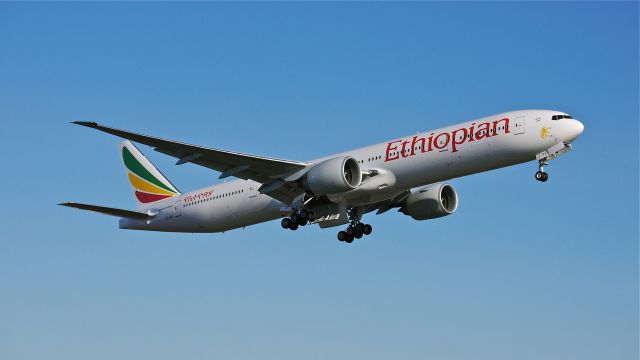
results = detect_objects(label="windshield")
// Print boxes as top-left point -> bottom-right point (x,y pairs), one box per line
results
552,114 -> 573,120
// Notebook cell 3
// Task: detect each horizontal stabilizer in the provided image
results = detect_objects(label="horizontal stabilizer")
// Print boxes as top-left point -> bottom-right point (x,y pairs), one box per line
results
59,202 -> 152,220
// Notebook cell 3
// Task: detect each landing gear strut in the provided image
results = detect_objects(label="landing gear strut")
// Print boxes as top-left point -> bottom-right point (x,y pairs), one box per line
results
281,209 -> 315,231
535,160 -> 549,182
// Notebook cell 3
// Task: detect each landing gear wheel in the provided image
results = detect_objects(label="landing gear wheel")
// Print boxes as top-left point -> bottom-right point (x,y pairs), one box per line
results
281,218 -> 292,229
346,227 -> 355,237
536,160 -> 549,182
289,223 -> 299,231
298,209 -> 309,220
354,231 -> 363,239
355,223 -> 365,232
290,213 -> 300,224
535,171 -> 548,182
363,224 -> 372,235
337,231 -> 348,242
345,235 -> 354,243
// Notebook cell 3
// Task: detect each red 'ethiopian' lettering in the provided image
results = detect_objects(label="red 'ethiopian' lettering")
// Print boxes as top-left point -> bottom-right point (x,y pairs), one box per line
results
451,128 -> 468,152
410,135 -> 426,156
383,117 -> 510,162
493,117 -> 510,134
468,123 -> 476,142
385,140 -> 401,162
433,133 -> 450,150
400,140 -> 411,158
475,122 -> 491,140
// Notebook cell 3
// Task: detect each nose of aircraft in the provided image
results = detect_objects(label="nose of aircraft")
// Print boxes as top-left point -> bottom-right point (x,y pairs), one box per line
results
567,119 -> 584,141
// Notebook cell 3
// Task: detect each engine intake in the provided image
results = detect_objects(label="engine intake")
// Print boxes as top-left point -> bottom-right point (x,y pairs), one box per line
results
304,157 -> 362,195
402,183 -> 458,220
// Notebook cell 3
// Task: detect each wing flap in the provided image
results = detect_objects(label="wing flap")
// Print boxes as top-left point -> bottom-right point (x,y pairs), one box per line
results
59,202 -> 151,220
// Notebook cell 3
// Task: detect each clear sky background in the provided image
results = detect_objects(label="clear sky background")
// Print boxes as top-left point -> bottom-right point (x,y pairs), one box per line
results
0,2 -> 637,360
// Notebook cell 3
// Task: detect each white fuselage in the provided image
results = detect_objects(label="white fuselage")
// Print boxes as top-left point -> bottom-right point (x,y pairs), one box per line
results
120,109 -> 584,233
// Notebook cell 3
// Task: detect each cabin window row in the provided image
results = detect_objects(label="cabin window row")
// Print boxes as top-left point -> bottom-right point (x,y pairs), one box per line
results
184,189 -> 245,207
359,156 -> 382,163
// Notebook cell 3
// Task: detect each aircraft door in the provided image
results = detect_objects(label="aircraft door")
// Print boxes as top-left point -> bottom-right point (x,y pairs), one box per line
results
248,184 -> 258,198
173,200 -> 182,217
513,116 -> 526,135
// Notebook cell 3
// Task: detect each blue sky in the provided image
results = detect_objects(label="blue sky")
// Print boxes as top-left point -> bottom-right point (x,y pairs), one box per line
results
0,2 -> 637,359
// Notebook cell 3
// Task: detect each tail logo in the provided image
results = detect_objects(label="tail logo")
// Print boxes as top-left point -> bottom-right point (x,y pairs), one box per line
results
123,147 -> 178,203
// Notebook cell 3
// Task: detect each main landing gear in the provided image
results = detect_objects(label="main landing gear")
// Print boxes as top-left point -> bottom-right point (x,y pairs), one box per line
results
337,208 -> 372,244
281,207 -> 373,244
535,160 -> 549,182
281,209 -> 314,231
337,222 -> 373,243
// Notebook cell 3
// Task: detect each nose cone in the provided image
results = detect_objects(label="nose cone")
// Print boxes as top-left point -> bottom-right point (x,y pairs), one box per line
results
568,119 -> 584,141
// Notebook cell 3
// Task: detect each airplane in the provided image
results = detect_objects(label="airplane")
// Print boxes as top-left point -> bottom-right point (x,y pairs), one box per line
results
60,109 -> 584,243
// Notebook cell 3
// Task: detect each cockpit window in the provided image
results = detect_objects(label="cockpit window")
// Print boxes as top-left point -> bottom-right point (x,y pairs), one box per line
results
552,114 -> 573,120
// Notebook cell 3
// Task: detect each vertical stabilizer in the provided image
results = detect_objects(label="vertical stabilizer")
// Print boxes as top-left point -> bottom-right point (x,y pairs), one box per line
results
119,141 -> 180,207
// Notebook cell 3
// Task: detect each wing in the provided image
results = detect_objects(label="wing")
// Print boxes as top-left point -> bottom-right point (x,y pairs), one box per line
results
362,190 -> 411,215
59,202 -> 152,220
72,122 -> 310,204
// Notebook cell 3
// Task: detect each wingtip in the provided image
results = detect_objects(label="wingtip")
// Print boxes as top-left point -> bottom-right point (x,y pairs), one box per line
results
58,202 -> 78,207
71,121 -> 98,127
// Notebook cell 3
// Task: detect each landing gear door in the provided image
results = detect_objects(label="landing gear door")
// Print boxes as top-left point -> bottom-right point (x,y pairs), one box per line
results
310,203 -> 349,228
514,116 -> 526,135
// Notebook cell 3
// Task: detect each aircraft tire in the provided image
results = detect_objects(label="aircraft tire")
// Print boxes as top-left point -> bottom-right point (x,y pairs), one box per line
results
346,227 -> 355,236
281,218 -> 292,229
337,231 -> 348,241
363,224 -> 372,235
290,223 -> 299,231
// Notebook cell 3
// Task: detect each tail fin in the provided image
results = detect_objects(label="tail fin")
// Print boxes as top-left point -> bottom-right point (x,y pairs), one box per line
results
119,141 -> 180,206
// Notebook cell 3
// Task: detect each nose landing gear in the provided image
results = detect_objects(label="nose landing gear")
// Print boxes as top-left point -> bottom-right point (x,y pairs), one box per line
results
535,160 -> 549,182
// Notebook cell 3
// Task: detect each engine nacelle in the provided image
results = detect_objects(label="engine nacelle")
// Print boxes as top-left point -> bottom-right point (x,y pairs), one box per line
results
401,183 -> 458,220
303,157 -> 362,195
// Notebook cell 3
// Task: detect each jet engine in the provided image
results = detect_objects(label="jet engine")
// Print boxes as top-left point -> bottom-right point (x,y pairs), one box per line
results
401,183 -> 458,220
303,157 -> 362,195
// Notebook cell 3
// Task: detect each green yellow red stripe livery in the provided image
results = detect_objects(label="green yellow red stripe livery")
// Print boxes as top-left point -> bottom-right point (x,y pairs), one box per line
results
120,141 -> 180,205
